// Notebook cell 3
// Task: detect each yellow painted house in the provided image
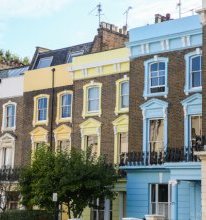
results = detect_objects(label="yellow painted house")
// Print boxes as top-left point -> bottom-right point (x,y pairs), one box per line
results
70,47 -> 130,220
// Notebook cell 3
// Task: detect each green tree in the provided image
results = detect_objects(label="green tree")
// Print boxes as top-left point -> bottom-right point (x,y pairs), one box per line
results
19,146 -> 118,218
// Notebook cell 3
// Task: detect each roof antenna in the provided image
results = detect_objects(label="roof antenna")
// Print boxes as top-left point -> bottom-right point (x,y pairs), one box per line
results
123,6 -> 132,29
89,2 -> 104,27
177,0 -> 182,18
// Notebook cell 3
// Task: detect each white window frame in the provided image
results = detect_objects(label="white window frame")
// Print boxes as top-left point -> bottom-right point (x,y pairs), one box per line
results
184,49 -> 202,95
0,133 -> 15,169
36,56 -> 53,69
87,86 -> 100,113
37,97 -> 48,122
1,101 -> 17,132
60,93 -> 72,119
143,57 -> 169,99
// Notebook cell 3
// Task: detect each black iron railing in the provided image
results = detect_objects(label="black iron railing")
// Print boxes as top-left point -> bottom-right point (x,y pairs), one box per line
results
119,147 -> 201,166
0,168 -> 20,181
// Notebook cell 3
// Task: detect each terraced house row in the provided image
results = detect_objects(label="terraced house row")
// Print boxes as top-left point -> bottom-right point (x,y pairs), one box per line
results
1,3 -> 206,220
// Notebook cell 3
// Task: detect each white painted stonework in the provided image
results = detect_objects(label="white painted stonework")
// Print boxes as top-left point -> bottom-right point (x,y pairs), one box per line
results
0,76 -> 23,98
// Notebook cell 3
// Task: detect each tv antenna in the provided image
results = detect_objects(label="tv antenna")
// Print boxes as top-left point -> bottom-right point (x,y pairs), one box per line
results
123,6 -> 132,29
176,0 -> 182,18
89,3 -> 104,27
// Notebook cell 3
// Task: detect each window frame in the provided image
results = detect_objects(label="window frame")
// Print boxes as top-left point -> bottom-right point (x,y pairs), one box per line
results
82,82 -> 102,118
36,56 -> 53,69
143,57 -> 169,99
56,91 -> 73,124
115,77 -> 129,115
184,49 -> 202,95
2,101 -> 17,132
33,94 -> 50,126
0,133 -> 15,169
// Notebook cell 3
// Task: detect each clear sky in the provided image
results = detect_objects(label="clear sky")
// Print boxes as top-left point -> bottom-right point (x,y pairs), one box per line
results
0,0 -> 202,60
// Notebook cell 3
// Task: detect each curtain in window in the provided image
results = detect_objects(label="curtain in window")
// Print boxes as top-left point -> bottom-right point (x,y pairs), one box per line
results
149,119 -> 164,152
119,132 -> 128,153
88,87 -> 99,112
61,94 -> 71,118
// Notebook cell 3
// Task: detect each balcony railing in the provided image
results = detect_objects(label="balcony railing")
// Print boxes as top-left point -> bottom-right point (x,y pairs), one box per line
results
0,168 -> 20,182
119,147 -> 201,166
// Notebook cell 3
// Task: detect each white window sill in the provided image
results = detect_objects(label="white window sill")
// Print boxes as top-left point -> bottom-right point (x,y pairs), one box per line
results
1,127 -> 16,132
143,92 -> 168,100
184,86 -> 202,95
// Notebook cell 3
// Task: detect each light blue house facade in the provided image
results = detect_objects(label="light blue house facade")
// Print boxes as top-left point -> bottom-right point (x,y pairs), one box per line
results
123,15 -> 203,220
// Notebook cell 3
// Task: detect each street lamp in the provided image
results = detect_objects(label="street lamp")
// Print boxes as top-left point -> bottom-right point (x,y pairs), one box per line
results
52,193 -> 58,220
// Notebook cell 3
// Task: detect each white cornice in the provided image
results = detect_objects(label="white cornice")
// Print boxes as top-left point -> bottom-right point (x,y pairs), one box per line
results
68,57 -> 129,72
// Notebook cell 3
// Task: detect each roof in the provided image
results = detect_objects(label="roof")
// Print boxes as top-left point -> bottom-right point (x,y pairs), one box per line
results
129,15 -> 201,43
30,42 -> 93,70
0,65 -> 29,79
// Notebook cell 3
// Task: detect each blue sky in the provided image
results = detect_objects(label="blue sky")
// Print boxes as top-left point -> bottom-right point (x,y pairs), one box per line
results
0,0 -> 201,60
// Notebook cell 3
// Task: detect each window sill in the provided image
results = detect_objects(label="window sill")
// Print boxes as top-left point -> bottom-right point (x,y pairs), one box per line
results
56,117 -> 72,124
143,92 -> 168,100
1,127 -> 16,132
114,108 -> 129,115
82,111 -> 102,119
184,87 -> 202,95
33,120 -> 49,127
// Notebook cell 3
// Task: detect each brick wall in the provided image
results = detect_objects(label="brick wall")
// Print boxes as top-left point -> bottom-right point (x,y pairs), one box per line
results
22,85 -> 73,165
129,48 -> 201,152
72,73 -> 129,163
0,96 -> 24,167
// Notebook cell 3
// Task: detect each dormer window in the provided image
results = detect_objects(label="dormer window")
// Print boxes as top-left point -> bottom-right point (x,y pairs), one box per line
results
37,57 -> 53,69
67,50 -> 84,63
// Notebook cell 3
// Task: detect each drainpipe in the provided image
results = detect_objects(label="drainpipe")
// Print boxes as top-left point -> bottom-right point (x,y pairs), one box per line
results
50,68 -> 55,149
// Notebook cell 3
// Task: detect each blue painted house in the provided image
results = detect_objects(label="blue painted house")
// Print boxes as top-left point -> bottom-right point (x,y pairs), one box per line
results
122,15 -> 203,220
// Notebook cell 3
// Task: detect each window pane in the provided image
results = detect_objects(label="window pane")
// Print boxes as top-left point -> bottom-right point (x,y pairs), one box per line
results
159,70 -> 165,77
151,71 -> 158,77
61,94 -> 71,118
192,72 -> 201,87
151,63 -> 158,71
159,62 -> 165,70
38,98 -> 47,121
88,87 -> 99,99
121,95 -> 129,108
192,56 -> 201,71
37,57 -> 52,69
158,185 -> 168,203
159,76 -> 165,85
121,82 -> 129,95
151,78 -> 158,86
89,100 -> 99,111
151,184 -> 156,202
191,116 -> 202,139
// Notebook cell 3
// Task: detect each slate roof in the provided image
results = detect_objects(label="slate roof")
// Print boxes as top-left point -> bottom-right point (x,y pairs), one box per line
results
30,42 -> 93,70
0,65 -> 29,79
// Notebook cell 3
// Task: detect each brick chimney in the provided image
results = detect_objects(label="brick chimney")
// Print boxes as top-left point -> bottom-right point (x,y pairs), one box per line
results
91,22 -> 128,53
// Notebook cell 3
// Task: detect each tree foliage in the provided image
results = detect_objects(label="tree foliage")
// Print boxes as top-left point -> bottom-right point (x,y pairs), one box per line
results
0,49 -> 30,65
19,146 -> 118,218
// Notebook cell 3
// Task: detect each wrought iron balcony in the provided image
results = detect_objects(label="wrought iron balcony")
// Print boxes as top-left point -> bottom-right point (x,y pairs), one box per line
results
119,147 -> 201,167
0,168 -> 20,182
